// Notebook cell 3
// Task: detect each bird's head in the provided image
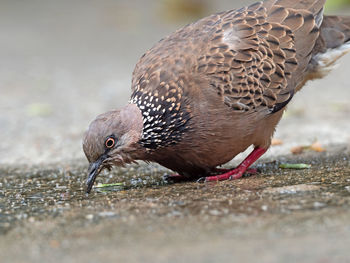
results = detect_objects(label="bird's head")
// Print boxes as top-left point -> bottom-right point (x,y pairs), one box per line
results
82,104 -> 144,193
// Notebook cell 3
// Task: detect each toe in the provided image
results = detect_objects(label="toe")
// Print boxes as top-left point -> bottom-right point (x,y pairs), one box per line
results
196,177 -> 207,183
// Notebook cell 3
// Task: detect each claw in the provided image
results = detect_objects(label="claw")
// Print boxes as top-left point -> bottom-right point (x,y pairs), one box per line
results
162,174 -> 171,181
196,177 -> 207,183
196,147 -> 267,182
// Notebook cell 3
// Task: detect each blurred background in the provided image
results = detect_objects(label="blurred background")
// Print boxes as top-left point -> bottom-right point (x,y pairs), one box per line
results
0,0 -> 350,165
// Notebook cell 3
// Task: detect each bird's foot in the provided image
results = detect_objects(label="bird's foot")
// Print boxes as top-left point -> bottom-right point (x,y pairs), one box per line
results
197,167 -> 254,182
213,168 -> 258,175
197,147 -> 266,183
166,147 -> 266,183
165,168 -> 259,183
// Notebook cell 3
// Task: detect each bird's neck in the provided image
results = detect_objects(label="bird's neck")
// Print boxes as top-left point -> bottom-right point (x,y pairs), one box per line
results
130,89 -> 192,150
117,103 -> 149,160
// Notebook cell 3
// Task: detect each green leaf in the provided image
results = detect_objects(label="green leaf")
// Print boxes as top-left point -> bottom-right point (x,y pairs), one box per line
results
279,163 -> 311,169
95,183 -> 124,188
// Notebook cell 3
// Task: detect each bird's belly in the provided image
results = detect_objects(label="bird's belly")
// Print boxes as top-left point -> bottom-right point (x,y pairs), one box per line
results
151,128 -> 253,176
149,95 -> 262,175
186,135 -> 251,168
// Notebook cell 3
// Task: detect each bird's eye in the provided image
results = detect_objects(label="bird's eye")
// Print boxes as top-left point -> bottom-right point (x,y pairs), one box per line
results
105,137 -> 115,148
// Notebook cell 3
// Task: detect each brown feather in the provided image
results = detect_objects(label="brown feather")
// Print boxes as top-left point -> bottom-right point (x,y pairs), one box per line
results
84,0 -> 350,179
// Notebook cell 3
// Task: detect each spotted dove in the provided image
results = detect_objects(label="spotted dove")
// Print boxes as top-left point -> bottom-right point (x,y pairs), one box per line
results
83,0 -> 350,193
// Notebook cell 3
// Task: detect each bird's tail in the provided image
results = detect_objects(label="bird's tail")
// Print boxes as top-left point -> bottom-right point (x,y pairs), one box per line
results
310,15 -> 350,78
320,15 -> 350,49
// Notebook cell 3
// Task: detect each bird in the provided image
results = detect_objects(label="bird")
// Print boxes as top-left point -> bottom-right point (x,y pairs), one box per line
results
83,0 -> 350,193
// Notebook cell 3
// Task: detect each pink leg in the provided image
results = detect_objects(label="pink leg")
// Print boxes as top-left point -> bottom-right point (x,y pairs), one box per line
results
201,147 -> 267,182
164,168 -> 258,182
213,168 -> 258,175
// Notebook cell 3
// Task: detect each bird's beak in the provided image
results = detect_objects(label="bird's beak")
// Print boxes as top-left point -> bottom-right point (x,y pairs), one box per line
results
86,155 -> 106,194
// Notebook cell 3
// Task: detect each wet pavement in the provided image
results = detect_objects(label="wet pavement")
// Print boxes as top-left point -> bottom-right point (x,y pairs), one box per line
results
1,0 -> 350,262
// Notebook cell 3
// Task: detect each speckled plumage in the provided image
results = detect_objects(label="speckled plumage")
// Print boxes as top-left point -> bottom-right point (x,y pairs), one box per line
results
83,0 -> 350,193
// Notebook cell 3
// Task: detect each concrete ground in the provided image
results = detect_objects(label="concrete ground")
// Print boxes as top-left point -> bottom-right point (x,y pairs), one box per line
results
1,0 -> 350,262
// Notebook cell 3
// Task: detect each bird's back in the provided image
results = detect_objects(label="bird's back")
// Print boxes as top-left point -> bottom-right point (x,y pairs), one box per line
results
131,0 -> 331,109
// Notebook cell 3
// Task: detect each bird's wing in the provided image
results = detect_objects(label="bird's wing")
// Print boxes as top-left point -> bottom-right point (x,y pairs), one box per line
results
201,0 -> 325,113
131,0 -> 326,113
